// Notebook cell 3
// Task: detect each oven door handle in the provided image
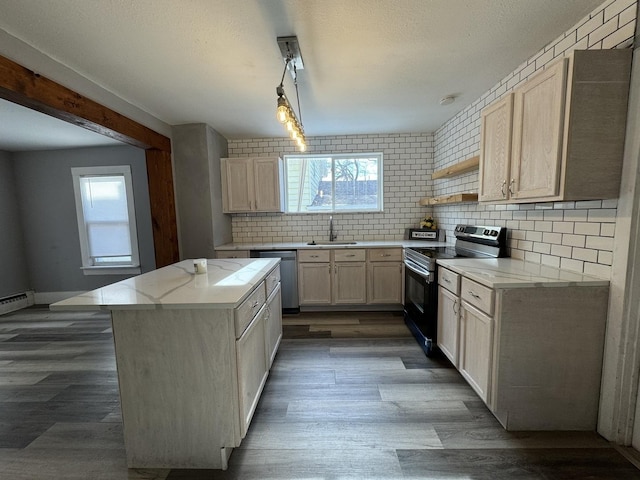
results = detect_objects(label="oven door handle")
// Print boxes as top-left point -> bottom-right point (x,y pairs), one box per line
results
404,258 -> 433,282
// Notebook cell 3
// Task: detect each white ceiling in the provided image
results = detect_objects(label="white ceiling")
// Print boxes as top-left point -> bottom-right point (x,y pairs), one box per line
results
0,0 -> 604,150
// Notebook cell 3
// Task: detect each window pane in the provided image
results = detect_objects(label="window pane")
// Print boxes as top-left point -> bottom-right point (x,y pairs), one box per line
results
285,157 -> 332,213
334,157 -> 379,211
79,175 -> 132,259
87,223 -> 132,257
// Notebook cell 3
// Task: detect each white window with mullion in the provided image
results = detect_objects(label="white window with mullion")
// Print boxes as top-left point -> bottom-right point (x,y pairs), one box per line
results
71,165 -> 141,275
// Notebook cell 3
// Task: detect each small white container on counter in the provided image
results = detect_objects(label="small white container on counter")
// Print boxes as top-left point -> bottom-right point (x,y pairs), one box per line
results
193,258 -> 208,274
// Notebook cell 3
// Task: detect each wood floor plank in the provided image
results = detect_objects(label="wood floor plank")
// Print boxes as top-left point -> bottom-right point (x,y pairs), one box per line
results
397,448 -> 640,479
167,449 -> 403,480
284,399 -> 475,423
379,383 -> 479,402
241,421 -> 443,450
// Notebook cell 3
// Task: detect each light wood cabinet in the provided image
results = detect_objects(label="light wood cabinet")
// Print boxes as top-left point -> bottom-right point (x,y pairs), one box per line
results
298,249 -> 366,306
298,262 -> 332,305
264,283 -> 282,369
221,157 -> 284,213
367,248 -> 403,304
459,300 -> 494,403
236,303 -> 268,438
479,94 -> 514,202
437,267 -> 461,366
479,49 -> 631,204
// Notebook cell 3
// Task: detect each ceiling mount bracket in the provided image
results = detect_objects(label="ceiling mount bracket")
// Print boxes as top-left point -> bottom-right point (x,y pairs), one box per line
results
277,36 -> 304,77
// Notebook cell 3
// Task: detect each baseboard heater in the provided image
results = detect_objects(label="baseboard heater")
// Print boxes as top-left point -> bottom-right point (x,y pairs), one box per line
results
0,292 -> 34,316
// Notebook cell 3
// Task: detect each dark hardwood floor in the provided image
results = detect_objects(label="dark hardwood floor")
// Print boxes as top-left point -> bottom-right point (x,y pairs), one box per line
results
0,306 -> 639,479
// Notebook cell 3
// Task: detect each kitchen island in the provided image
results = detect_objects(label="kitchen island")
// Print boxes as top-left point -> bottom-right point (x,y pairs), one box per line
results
50,258 -> 282,470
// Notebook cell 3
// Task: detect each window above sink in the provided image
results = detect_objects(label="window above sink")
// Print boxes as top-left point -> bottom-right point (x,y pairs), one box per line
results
283,153 -> 383,214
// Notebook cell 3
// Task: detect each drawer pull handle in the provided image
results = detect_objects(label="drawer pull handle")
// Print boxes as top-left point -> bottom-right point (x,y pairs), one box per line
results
453,299 -> 458,315
252,301 -> 260,308
468,291 -> 480,299
382,254 -> 391,257
346,254 -> 355,257
310,255 -> 319,258
443,278 -> 451,283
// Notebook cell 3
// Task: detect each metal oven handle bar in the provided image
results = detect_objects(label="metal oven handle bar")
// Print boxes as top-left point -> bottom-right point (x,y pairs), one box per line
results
404,258 -> 433,282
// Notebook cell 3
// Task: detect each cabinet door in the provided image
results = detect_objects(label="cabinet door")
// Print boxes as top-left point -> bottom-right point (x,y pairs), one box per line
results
223,158 -> 254,212
298,262 -> 332,305
333,262 -> 367,304
510,59 -> 567,200
437,286 -> 459,367
264,283 -> 282,368
479,94 -> 514,202
367,262 -> 402,304
459,301 -> 493,403
236,306 -> 268,438
253,157 -> 283,212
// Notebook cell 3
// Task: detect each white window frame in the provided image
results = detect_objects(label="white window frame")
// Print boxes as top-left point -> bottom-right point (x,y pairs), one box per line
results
71,165 -> 141,275
283,152 -> 384,214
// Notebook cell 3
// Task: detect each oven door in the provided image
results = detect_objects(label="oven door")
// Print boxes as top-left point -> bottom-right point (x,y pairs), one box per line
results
404,257 -> 438,355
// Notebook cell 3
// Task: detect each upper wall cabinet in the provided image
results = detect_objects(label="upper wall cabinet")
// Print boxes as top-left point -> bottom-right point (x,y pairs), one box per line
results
479,49 -> 632,204
221,157 -> 284,213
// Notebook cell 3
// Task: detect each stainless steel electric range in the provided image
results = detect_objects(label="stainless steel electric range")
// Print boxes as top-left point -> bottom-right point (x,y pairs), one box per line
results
404,224 -> 508,356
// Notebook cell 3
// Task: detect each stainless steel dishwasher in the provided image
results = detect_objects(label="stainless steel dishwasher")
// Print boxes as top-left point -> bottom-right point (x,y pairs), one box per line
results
250,250 -> 299,313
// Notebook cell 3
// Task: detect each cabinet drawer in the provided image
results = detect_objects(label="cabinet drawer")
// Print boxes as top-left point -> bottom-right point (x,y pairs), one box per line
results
235,282 -> 266,338
216,250 -> 249,259
298,250 -> 330,262
266,266 -> 281,297
439,268 -> 460,295
461,277 -> 494,316
368,248 -> 402,262
333,249 -> 366,262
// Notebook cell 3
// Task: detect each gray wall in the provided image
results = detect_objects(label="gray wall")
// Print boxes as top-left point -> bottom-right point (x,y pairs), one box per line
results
0,150 -> 30,298
11,145 -> 156,294
172,123 -> 231,259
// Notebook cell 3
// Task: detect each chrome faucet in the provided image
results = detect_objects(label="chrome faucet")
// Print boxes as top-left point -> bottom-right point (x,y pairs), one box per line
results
329,215 -> 337,242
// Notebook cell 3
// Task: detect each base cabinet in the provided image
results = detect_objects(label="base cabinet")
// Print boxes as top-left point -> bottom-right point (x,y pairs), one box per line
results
367,248 -> 403,304
298,249 -> 367,306
459,301 -> 493,403
437,265 -> 609,430
437,286 -> 459,367
236,305 -> 268,438
298,247 -> 403,307
264,283 -> 282,368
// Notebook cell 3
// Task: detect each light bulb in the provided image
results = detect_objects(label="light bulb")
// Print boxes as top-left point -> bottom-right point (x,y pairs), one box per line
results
276,105 -> 288,123
286,120 -> 294,132
298,141 -> 306,152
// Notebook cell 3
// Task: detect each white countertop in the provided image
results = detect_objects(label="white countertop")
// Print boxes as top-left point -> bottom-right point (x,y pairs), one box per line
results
216,240 -> 450,250
436,258 -> 609,289
50,258 -> 280,311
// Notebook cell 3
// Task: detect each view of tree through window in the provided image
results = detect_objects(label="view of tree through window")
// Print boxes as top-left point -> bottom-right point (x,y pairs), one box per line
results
284,153 -> 383,213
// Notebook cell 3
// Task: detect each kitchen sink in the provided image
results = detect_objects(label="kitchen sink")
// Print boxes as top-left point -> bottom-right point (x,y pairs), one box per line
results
307,241 -> 357,245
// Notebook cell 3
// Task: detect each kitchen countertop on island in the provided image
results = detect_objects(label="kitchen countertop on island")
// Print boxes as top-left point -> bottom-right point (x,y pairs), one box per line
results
437,257 -> 609,289
50,258 -> 280,311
